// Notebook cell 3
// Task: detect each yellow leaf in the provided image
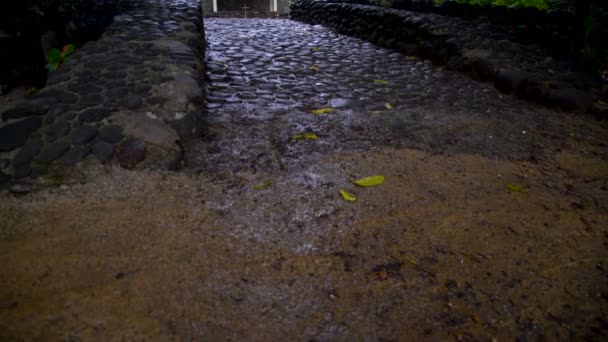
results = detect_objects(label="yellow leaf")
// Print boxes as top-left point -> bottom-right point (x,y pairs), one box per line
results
370,110 -> 383,115
373,79 -> 389,85
339,189 -> 357,202
405,255 -> 418,266
310,107 -> 335,115
253,181 -> 273,190
311,47 -> 320,51
384,102 -> 393,109
309,65 -> 319,71
293,133 -> 319,140
507,183 -> 528,193
354,175 -> 385,187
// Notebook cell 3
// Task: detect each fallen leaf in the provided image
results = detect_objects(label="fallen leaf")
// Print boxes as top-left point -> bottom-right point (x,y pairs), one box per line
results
373,79 -> 389,85
61,43 -> 75,57
370,110 -> 383,115
405,255 -> 417,266
385,102 -> 393,109
293,133 -> 319,140
507,183 -> 529,193
309,65 -> 319,71
254,181 -> 273,190
340,189 -> 357,202
311,47 -> 320,51
354,175 -> 385,187
310,107 -> 335,115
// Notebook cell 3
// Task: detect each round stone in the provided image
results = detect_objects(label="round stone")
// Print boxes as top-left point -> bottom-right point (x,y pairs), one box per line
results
43,119 -> 72,142
92,141 -> 114,163
63,145 -> 91,166
99,125 -> 124,144
72,126 -> 98,144
79,107 -> 111,122
13,139 -> 42,167
79,94 -> 105,106
13,164 -> 32,179
36,89 -> 78,104
119,95 -> 143,109
35,138 -> 70,163
0,117 -> 43,152
115,138 -> 146,169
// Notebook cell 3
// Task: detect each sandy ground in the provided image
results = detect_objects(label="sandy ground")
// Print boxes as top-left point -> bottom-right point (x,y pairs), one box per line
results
1,144 -> 607,340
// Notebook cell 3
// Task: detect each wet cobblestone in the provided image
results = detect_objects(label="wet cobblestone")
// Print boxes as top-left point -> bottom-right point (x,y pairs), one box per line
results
185,18 -> 607,175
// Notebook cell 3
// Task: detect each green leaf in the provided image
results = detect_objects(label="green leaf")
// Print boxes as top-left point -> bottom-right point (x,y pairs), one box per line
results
46,49 -> 63,64
339,189 -> 357,202
507,183 -> 529,193
61,44 -> 75,57
311,47 -> 320,52
373,79 -> 389,85
310,107 -> 335,115
293,133 -> 319,140
45,62 -> 59,71
354,175 -> 385,187
253,181 -> 273,190
384,102 -> 393,109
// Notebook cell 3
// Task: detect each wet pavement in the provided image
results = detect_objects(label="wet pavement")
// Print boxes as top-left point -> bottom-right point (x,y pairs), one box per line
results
1,18 -> 608,340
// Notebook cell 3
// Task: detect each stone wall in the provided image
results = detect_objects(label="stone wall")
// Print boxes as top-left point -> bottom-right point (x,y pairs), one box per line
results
291,0 -> 601,112
0,0 -> 207,184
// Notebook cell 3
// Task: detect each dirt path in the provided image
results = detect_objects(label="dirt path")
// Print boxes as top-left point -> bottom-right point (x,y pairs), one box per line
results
1,18 -> 608,340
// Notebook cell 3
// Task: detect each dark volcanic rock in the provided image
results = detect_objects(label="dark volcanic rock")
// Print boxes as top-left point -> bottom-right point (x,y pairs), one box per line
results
64,145 -> 91,166
0,117 -> 43,152
2,105 -> 48,121
79,94 -> 105,106
79,107 -> 111,122
35,138 -> 70,163
92,141 -> 114,163
118,95 -> 143,109
36,89 -> 79,104
13,139 -> 42,167
115,138 -> 146,169
44,119 -> 72,142
99,125 -> 124,144
13,165 -> 32,179
72,126 -> 98,144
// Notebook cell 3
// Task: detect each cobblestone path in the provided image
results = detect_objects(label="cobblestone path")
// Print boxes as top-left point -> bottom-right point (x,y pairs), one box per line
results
186,18 -> 605,173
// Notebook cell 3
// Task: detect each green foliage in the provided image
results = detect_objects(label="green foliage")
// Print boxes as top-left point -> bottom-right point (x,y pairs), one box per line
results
45,44 -> 75,71
433,0 -> 549,10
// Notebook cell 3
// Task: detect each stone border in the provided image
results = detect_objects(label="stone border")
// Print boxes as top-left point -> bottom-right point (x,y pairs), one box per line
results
291,0 -> 604,114
0,0 -> 206,185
